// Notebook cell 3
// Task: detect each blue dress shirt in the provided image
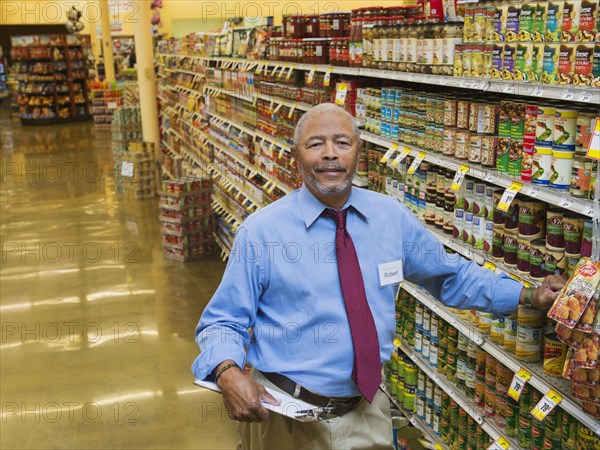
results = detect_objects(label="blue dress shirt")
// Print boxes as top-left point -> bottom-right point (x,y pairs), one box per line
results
192,185 -> 522,397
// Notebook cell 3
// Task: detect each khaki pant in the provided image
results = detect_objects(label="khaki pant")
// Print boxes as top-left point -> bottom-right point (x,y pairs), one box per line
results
237,369 -> 394,450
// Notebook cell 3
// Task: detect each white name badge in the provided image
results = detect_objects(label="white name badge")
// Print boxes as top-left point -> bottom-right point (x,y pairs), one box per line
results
378,260 -> 403,287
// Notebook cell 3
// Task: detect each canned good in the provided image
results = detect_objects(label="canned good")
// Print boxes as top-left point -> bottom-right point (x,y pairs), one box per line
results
546,208 -> 565,250
529,239 -> 547,279
545,406 -> 562,438
532,146 -> 553,185
518,199 -> 546,240
481,136 -> 497,167
504,197 -> 519,231
518,303 -> 545,328
505,399 -> 519,437
490,317 -> 505,345
496,137 -> 510,173
551,149 -> 574,189
522,143 -> 535,182
518,414 -> 533,448
492,227 -> 505,259
503,315 -> 518,353
561,413 -> 577,450
519,383 -> 534,416
517,238 -> 531,273
508,139 -> 524,176
577,423 -> 598,450
535,107 -> 556,147
570,155 -> 593,197
404,361 -> 418,386
485,384 -> 496,417
468,134 -> 482,164
531,419 -> 545,450
544,248 -> 568,276
455,131 -> 470,160
516,324 -> 543,362
553,109 -> 578,151
563,212 -> 584,257
582,219 -> 593,258
504,232 -> 518,266
577,113 -> 596,152
403,385 -> 416,411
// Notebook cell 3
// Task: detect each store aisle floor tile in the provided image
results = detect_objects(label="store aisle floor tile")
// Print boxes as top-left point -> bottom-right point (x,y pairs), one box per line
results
0,110 -> 238,449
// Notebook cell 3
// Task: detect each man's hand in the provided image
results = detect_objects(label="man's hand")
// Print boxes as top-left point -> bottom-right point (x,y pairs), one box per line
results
215,361 -> 280,422
525,274 -> 567,310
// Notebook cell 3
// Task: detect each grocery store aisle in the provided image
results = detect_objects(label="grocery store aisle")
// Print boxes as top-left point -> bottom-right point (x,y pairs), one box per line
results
0,110 -> 237,449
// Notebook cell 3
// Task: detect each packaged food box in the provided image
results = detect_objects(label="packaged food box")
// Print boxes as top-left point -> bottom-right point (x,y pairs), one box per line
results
548,257 -> 600,328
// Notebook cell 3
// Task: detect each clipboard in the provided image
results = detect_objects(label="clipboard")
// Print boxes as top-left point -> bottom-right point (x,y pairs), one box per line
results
194,379 -> 325,422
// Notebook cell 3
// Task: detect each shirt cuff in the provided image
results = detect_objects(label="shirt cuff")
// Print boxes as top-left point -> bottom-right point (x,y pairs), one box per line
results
191,345 -> 247,381
492,273 -> 522,316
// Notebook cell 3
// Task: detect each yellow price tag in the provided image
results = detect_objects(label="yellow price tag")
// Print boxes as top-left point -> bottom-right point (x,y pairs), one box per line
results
497,181 -> 523,212
451,165 -> 470,192
487,436 -> 511,450
522,280 -> 533,288
509,273 -> 522,283
483,261 -> 497,271
255,64 -> 263,75
380,143 -> 399,163
323,67 -> 333,87
407,151 -> 426,175
285,64 -> 296,80
307,66 -> 317,84
335,83 -> 349,105
271,65 -> 279,76
585,117 -> 599,160
393,337 -> 402,348
268,182 -> 278,193
531,389 -> 562,421
391,147 -> 412,167
278,65 -> 287,78
507,367 -> 532,401
287,103 -> 297,119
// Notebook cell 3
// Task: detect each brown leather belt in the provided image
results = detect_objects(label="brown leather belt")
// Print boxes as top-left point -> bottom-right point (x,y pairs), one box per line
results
261,371 -> 363,416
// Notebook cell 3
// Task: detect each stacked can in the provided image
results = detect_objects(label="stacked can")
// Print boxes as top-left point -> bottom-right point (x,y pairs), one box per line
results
484,354 -> 497,419
429,313 -> 439,370
437,319 -> 448,377
505,396 -> 519,438
533,105 -> 555,186
463,178 -> 475,246
503,313 -> 519,354
517,384 -> 537,448
397,356 -> 406,407
542,406 -> 563,450
496,101 -> 511,174
440,390 -> 451,445
517,198 -> 547,275
490,316 -> 505,346
446,325 -> 459,382
403,359 -> 418,413
484,185 -> 495,255
561,412 -> 577,450
465,340 -> 478,399
456,332 -> 469,392
379,87 -> 401,141
545,207 -> 570,278
474,347 -> 486,409
389,353 -> 400,397
422,307 -> 431,362
453,175 -> 467,242
516,304 -> 544,362
495,362 -> 512,430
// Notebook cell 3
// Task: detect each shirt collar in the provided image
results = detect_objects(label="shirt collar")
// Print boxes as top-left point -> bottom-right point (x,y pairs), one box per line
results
297,184 -> 369,228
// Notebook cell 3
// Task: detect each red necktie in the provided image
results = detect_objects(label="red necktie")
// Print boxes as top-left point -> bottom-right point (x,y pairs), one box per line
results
323,208 -> 381,402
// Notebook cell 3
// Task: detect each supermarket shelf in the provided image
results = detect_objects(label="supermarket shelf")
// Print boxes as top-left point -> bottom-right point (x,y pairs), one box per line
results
395,337 -> 521,450
401,281 -> 600,436
361,130 -> 595,218
205,85 -> 256,104
208,111 -> 256,137
256,92 -> 313,112
423,223 -> 541,288
211,166 -> 262,210
380,383 -> 447,450
254,129 -> 292,153
213,232 -> 232,261
160,164 -> 174,180
212,198 -> 242,230
156,53 -> 600,105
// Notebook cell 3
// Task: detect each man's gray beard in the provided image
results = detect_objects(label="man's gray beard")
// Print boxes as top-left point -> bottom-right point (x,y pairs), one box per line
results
299,164 -> 354,196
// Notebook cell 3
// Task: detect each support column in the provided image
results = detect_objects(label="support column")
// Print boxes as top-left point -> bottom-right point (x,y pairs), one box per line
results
99,0 -> 115,82
132,0 -> 160,149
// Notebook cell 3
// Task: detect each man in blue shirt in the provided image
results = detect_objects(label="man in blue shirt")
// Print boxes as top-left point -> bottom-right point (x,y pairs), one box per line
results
193,103 -> 565,449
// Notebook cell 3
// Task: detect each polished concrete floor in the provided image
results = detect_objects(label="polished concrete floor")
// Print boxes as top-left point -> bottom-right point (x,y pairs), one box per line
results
0,109 -> 238,449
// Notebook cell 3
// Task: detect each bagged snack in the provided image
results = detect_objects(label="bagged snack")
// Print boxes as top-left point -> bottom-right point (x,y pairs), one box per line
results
575,290 -> 599,333
556,322 -> 588,348
548,258 -> 600,328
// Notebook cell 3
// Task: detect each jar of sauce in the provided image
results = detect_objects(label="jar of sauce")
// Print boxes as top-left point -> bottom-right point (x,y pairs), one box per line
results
290,16 -> 306,39
350,11 -> 364,67
305,15 -> 320,38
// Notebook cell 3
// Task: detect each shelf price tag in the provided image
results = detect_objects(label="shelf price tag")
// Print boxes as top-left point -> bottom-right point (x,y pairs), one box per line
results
497,181 -> 523,212
285,64 -> 296,80
271,65 -> 279,76
267,182 -> 278,193
107,101 -> 118,109
307,66 -> 317,85
391,146 -> 412,167
508,367 -> 532,401
487,436 -> 510,450
483,261 -> 497,272
273,102 -> 283,114
121,162 -> 134,177
531,85 -> 544,97
255,64 -> 263,75
287,103 -> 297,119
393,337 -> 402,349
509,273 -> 522,283
380,143 -> 399,163
335,83 -> 349,105
531,389 -> 562,421
407,151 -> 427,174
278,65 -> 287,78
451,165 -> 470,192
323,67 -> 334,87
562,90 -> 575,100
559,196 -> 573,209
578,91 -> 593,103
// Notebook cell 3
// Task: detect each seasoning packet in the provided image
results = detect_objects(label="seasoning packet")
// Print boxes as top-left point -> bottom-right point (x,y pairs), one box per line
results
548,258 -> 600,328
572,332 -> 599,369
556,322 -> 589,349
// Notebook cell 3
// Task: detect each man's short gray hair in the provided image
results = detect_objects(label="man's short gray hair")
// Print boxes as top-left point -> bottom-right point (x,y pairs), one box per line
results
293,103 -> 361,149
